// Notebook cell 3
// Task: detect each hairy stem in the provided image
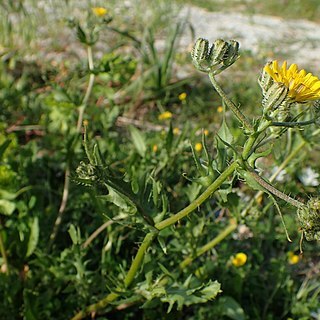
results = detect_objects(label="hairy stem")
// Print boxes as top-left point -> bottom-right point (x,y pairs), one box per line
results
248,169 -> 304,208
155,162 -> 239,230
71,162 -> 239,319
241,131 -> 318,218
71,232 -> 158,320
208,73 -> 253,132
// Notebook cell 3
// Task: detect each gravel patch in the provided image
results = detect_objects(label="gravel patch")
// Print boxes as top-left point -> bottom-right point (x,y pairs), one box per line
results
179,5 -> 320,71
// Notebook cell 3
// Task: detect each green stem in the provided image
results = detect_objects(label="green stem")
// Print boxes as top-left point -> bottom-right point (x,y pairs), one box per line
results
71,162 -> 239,319
208,73 -> 253,132
179,220 -> 237,269
0,228 -> 9,274
155,162 -> 239,230
271,119 -> 315,127
76,45 -> 95,131
241,130 -> 319,217
242,118 -> 272,160
248,169 -> 304,208
71,232 -> 158,320
50,46 -> 96,247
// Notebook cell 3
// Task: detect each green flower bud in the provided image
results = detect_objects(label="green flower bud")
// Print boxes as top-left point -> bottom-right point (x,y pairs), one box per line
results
191,38 -> 240,74
210,39 -> 229,65
258,66 -> 274,95
222,40 -> 240,67
262,82 -> 288,114
297,198 -> 320,241
76,161 -> 97,182
191,38 -> 212,72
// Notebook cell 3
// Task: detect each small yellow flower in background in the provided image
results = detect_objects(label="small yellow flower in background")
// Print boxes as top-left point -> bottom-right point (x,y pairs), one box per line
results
158,111 -> 172,121
217,106 -> 223,113
204,129 -> 209,136
92,7 -> 108,17
152,144 -> 158,152
0,264 -> 7,273
178,92 -> 187,101
173,127 -> 180,135
195,142 -> 202,152
232,252 -> 247,267
264,60 -> 320,102
83,119 -> 89,126
287,251 -> 300,265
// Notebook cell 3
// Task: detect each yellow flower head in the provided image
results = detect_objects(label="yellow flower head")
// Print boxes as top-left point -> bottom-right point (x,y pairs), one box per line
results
203,129 -> 209,136
158,111 -> 172,121
264,60 -> 320,102
92,7 -> 108,17
232,252 -> 247,267
152,144 -> 158,152
178,92 -> 187,101
195,142 -> 202,152
173,127 -> 181,135
287,251 -> 300,265
217,106 -> 223,113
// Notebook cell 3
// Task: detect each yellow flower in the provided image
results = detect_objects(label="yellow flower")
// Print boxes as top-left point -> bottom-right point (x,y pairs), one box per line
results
195,142 -> 202,152
232,252 -> 247,267
264,60 -> 320,102
178,92 -> 187,101
152,144 -> 158,152
204,129 -> 209,136
173,127 -> 180,135
92,7 -> 108,17
158,111 -> 172,121
217,106 -> 223,113
287,251 -> 300,265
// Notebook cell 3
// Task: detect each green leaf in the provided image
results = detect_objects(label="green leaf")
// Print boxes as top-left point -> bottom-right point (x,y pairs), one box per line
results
218,119 -> 234,145
99,187 -> 136,212
129,125 -> 147,157
68,224 -> 80,245
0,139 -> 11,160
162,280 -> 221,312
76,23 -> 87,44
26,217 -> 39,257
165,123 -> 173,152
218,296 -> 246,320
0,199 -> 15,215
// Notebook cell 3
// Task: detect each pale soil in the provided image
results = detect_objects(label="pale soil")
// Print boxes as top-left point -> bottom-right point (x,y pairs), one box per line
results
179,5 -> 320,71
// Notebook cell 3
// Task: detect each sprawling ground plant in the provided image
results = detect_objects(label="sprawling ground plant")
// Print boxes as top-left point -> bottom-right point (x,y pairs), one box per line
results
0,2 -> 320,320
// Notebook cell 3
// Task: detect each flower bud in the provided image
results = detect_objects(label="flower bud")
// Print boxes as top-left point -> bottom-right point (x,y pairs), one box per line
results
297,198 -> 320,241
258,65 -> 274,95
76,161 -> 97,183
262,82 -> 288,114
191,38 -> 212,72
191,38 -> 240,74
210,39 -> 229,65
222,40 -> 240,67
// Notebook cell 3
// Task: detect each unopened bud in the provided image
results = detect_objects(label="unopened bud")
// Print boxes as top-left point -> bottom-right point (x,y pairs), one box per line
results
191,38 -> 212,72
191,38 -> 240,74
210,39 -> 229,65
76,161 -> 97,182
222,40 -> 240,67
258,65 -> 274,95
297,198 -> 320,241
262,82 -> 288,114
